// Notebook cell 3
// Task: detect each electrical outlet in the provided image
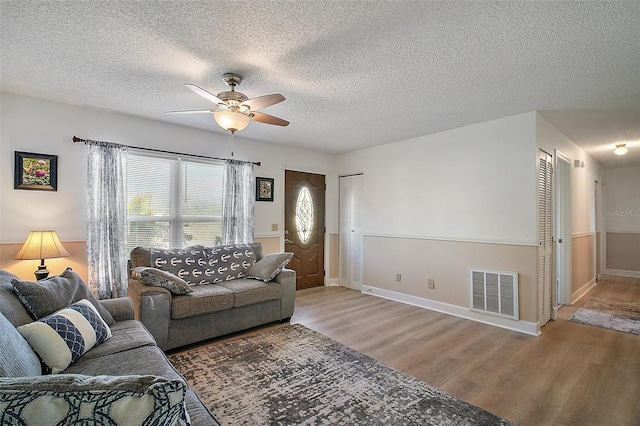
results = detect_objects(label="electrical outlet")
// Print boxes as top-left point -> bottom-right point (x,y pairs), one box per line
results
271,223 -> 278,231
428,279 -> 435,289
396,274 -> 402,282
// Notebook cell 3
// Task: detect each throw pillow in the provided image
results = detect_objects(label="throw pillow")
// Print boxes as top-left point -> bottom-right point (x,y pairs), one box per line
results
204,244 -> 258,283
246,252 -> 294,282
17,299 -> 112,373
0,310 -> 42,377
147,246 -> 211,286
11,267 -> 115,326
249,242 -> 264,261
0,374 -> 189,426
132,267 -> 193,295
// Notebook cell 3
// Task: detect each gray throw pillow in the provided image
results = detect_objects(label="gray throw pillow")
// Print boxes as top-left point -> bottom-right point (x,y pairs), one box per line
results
0,310 -> 42,377
0,374 -> 189,425
204,244 -> 258,283
11,267 -> 115,326
147,246 -> 211,285
246,252 -> 294,282
132,267 -> 193,295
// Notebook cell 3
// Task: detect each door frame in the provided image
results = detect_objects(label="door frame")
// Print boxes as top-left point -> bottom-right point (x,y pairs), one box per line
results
280,165 -> 330,285
553,150 -> 572,313
339,173 -> 364,290
594,179 -> 604,281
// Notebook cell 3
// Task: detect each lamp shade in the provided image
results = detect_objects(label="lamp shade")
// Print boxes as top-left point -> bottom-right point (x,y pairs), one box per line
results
213,110 -> 251,134
15,230 -> 70,260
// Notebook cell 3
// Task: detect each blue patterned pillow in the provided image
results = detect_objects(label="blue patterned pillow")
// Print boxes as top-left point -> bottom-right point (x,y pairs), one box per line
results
0,374 -> 190,426
17,299 -> 112,373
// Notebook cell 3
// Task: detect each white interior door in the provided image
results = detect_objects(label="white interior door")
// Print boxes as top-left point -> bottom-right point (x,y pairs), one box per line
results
339,174 -> 363,290
554,151 -> 572,307
538,150 -> 553,326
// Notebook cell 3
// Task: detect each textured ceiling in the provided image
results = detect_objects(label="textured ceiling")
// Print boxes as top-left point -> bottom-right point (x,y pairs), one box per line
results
1,1 -> 639,167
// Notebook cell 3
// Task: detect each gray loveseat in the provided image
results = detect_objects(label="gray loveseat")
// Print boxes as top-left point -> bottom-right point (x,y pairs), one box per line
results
127,243 -> 296,351
0,269 -> 218,425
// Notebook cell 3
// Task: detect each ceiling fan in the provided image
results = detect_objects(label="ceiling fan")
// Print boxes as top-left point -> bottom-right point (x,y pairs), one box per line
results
166,73 -> 289,134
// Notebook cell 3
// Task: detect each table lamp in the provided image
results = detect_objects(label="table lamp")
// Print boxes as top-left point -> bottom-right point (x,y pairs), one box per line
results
15,230 -> 70,280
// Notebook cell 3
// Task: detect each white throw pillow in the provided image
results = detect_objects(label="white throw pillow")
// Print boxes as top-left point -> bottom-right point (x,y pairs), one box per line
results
17,299 -> 112,373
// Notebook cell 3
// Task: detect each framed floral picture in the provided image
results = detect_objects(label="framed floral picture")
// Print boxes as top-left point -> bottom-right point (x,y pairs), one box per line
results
14,151 -> 58,191
256,177 -> 274,202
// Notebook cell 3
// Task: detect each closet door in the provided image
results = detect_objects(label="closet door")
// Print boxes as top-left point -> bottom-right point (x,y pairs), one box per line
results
538,150 -> 553,326
339,175 -> 363,290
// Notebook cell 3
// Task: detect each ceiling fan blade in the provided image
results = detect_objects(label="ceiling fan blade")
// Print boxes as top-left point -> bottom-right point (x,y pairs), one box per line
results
241,94 -> 285,111
251,111 -> 290,127
165,109 -> 215,114
184,84 -> 227,106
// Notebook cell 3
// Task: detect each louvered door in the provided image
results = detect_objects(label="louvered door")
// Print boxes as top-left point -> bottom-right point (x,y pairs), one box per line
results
538,150 -> 553,326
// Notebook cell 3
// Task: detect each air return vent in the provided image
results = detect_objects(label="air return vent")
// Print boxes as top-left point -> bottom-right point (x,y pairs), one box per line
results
469,269 -> 519,320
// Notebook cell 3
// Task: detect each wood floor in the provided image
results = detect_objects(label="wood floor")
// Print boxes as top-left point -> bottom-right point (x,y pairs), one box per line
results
177,276 -> 639,426
290,276 -> 640,426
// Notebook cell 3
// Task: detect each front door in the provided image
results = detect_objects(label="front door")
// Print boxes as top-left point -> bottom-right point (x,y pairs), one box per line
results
284,170 -> 325,290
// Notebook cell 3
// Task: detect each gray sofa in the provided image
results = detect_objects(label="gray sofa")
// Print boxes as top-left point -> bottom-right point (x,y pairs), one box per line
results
127,243 -> 296,351
0,270 -> 218,425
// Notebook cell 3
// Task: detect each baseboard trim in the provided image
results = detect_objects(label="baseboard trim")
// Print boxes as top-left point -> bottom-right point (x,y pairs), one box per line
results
325,278 -> 340,287
571,279 -> 597,304
605,269 -> 640,279
361,285 -> 539,336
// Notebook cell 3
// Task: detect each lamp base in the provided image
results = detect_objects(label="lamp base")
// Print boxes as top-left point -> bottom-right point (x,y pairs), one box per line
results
35,265 -> 50,280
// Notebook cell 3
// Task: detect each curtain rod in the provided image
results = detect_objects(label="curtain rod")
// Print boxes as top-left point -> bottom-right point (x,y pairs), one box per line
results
72,136 -> 261,166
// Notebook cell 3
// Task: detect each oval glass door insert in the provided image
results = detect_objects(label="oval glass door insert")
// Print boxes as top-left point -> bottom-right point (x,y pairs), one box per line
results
295,186 -> 314,244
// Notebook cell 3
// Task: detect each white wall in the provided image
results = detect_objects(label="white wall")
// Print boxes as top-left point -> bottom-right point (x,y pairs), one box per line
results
333,112 -> 541,332
604,166 -> 640,233
536,113 -> 603,235
0,92 -> 335,244
336,112 -> 538,244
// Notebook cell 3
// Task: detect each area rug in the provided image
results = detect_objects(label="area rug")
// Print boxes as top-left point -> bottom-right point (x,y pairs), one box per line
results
168,324 -> 515,425
568,297 -> 640,334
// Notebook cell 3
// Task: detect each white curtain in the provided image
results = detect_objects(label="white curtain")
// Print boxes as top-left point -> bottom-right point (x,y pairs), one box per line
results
86,141 -> 128,299
222,160 -> 255,244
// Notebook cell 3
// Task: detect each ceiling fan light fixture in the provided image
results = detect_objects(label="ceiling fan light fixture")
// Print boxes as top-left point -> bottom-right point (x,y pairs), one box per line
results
214,110 -> 251,134
613,143 -> 628,156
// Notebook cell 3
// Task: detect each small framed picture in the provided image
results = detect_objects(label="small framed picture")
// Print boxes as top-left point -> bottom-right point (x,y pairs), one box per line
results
256,177 -> 274,202
14,151 -> 58,191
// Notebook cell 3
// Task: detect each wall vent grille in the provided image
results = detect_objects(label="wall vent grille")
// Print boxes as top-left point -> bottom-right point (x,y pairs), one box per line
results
469,269 -> 519,320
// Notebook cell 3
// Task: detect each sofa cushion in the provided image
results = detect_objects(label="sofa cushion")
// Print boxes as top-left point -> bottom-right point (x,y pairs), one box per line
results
0,310 -> 42,377
62,345 -> 216,424
203,244 -> 257,283
171,285 -> 234,320
0,282 -> 33,328
17,300 -> 112,374
131,246 -> 209,285
218,279 -> 282,308
77,320 -> 157,362
130,245 -> 205,268
250,242 -> 264,261
131,243 -> 263,286
0,374 -> 189,426
11,267 -> 115,326
133,267 -> 193,295
246,252 -> 294,282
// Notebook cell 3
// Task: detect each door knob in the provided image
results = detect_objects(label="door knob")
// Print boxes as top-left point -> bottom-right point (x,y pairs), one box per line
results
285,238 -> 293,244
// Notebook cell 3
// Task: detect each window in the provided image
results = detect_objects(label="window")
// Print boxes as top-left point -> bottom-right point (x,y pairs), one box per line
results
295,186 -> 314,244
125,152 -> 224,253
